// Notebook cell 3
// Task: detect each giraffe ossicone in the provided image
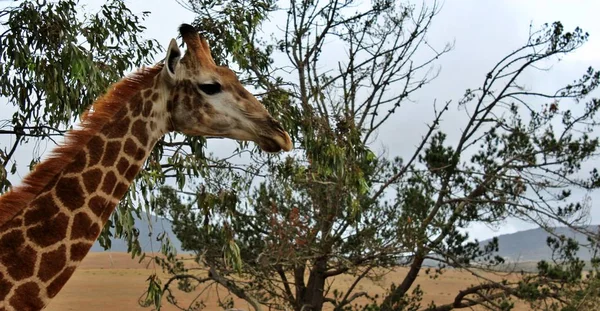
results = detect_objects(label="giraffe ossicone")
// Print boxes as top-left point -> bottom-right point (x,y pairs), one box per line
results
0,23 -> 292,311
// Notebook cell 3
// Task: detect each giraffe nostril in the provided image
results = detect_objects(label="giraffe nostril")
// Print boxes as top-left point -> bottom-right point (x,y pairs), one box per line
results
248,116 -> 292,152
265,117 -> 285,133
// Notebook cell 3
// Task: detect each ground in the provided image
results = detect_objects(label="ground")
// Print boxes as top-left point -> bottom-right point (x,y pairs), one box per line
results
45,252 -> 530,311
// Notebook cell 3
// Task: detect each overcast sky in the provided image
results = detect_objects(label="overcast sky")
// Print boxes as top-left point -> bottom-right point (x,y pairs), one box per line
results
3,0 -> 600,241
123,0 -> 600,239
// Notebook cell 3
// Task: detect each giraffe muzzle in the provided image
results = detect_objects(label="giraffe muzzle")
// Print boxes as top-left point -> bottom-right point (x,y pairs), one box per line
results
252,117 -> 293,152
258,130 -> 293,153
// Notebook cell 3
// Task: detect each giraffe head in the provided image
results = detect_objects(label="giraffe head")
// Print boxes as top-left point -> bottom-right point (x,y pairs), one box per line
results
160,24 -> 292,153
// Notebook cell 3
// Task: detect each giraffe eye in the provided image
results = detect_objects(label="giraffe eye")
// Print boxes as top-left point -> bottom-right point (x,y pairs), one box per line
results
197,83 -> 222,95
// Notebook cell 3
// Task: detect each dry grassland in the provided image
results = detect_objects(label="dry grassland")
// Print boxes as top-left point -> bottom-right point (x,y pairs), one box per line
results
45,252 -> 531,311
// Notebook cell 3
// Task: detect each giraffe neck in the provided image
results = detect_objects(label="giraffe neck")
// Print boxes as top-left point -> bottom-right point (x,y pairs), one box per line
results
0,69 -> 170,311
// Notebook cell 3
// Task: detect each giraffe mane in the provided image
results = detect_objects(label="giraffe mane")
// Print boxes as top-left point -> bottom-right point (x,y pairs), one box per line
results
0,64 -> 164,227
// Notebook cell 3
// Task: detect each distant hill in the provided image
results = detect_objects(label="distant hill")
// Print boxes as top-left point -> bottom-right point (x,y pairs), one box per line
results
92,215 -> 598,267
481,225 -> 599,262
91,213 -> 183,253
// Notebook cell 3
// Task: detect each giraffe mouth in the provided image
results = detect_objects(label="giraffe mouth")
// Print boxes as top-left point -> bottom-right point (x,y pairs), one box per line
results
258,131 -> 293,153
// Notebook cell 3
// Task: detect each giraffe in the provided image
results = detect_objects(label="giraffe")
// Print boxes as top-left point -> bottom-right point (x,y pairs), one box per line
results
0,24 -> 292,311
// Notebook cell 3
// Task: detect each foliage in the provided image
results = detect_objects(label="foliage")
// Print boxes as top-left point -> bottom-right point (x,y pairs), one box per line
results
0,0 -> 159,189
0,0 -> 174,257
145,1 -> 600,311
2,1 -> 600,311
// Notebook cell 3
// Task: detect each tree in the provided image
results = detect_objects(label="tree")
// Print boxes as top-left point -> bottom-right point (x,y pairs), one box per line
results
0,0 -> 159,179
0,0 -> 163,243
0,0 -> 170,253
3,1 -> 599,311
143,1 -> 600,311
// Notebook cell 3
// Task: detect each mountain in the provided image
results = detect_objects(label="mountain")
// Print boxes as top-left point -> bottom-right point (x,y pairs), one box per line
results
91,213 -> 184,253
480,225 -> 599,262
91,214 -> 598,266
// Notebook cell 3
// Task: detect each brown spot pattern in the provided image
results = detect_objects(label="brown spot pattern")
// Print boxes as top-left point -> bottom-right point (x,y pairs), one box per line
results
64,151 -> 87,174
71,212 -> 100,240
82,169 -> 103,193
117,158 -> 130,175
112,104 -> 129,120
106,115 -> 131,139
166,100 -> 174,113
0,216 -> 22,230
26,212 -> 69,247
38,245 -> 67,282
0,231 -> 36,281
131,120 -> 149,146
10,282 -> 44,311
89,195 -> 108,217
7,245 -> 37,281
99,207 -> 113,223
47,266 -> 76,298
56,177 -> 85,211
123,138 -> 138,157
101,171 -> 117,195
0,229 -> 24,252
135,148 -> 146,161
24,194 -> 59,226
113,182 -> 129,199
142,100 -> 153,117
70,242 -> 92,261
40,175 -> 60,193
0,272 -> 10,301
87,136 -> 105,166
125,165 -> 140,182
129,93 -> 144,117
101,141 -> 121,166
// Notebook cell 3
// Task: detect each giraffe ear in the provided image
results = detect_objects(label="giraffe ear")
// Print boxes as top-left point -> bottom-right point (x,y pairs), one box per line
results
163,39 -> 181,80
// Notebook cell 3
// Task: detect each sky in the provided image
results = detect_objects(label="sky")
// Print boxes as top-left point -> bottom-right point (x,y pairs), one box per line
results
374,0 -> 600,238
126,0 -> 600,239
2,0 -> 600,241
377,0 -> 600,238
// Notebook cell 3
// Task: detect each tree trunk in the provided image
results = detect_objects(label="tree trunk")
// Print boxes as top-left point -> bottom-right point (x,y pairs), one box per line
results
294,264 -> 307,311
298,257 -> 328,311
380,251 -> 425,311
